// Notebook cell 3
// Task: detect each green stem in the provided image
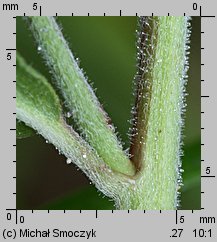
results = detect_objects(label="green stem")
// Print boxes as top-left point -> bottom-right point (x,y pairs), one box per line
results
125,17 -> 191,209
16,52 -> 129,203
26,16 -> 135,176
20,16 -> 191,210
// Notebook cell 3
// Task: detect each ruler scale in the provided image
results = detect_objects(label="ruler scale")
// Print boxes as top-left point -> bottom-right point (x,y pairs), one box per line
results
0,0 -> 216,240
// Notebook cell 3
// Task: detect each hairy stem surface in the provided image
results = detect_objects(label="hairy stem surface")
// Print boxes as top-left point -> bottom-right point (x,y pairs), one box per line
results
16,53 -> 131,204
18,17 -> 191,210
126,16 -> 191,209
26,16 -> 135,176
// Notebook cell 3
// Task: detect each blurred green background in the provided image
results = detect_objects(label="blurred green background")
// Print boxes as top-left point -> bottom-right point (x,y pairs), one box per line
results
16,17 -> 200,210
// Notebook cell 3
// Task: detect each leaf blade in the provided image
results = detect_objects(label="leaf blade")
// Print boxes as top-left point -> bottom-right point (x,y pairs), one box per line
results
16,52 -> 62,124
16,119 -> 35,139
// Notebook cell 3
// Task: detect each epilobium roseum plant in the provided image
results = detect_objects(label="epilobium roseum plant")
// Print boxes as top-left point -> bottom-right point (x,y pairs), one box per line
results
16,16 -> 191,210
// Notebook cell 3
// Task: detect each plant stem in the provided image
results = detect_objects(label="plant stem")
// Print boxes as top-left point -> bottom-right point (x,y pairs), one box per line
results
26,16 -> 135,176
125,17 -> 191,209
16,52 -> 129,202
20,16 -> 191,210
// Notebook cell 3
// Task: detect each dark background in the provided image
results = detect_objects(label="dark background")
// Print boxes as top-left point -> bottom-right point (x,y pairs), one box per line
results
17,17 -> 201,210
